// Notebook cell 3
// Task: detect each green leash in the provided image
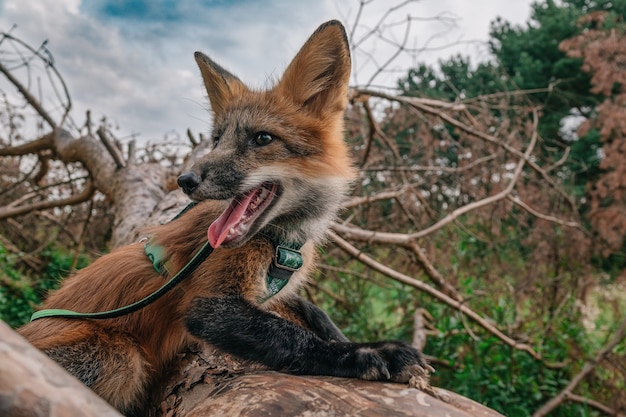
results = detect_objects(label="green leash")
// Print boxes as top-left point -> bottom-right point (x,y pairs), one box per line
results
30,241 -> 214,321
30,202 -> 304,322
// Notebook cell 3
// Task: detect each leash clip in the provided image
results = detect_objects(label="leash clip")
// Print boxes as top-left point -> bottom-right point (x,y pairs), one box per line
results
273,245 -> 303,272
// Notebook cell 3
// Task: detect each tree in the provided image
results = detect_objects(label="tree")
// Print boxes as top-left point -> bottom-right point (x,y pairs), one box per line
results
560,11 -> 626,271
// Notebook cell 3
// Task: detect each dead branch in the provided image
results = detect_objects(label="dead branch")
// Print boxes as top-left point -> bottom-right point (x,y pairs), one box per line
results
533,318 -> 626,417
407,241 -> 462,302
0,131 -> 54,156
186,128 -> 199,147
507,195 -> 583,231
334,112 -> 537,244
355,88 -> 578,213
365,153 -> 498,173
0,60 -> 56,129
0,181 -> 94,220
344,187 -> 407,209
97,126 -> 126,169
563,393 -> 624,417
329,230 -> 566,368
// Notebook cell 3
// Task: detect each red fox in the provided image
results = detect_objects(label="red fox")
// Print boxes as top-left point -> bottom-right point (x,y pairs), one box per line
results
18,20 -> 428,415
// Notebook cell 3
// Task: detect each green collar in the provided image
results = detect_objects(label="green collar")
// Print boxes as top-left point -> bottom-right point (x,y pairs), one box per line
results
265,241 -> 304,299
144,236 -> 303,300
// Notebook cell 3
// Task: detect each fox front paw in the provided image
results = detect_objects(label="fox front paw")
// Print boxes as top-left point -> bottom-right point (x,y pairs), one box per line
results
352,342 -> 433,383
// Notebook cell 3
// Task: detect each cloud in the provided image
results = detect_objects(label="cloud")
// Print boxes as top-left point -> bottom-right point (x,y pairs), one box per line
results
0,0 -> 532,143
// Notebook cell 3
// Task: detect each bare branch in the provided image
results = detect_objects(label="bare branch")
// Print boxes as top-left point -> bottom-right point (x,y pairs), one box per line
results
563,393 -> 624,417
0,181 -> 94,220
186,128 -> 199,147
0,132 -> 53,156
0,60 -> 56,129
533,318 -> 626,417
344,187 -> 406,209
329,230 -> 565,366
333,111 -> 538,244
407,241 -> 463,302
353,88 -> 578,212
365,153 -> 498,173
507,195 -> 584,231
97,126 -> 126,169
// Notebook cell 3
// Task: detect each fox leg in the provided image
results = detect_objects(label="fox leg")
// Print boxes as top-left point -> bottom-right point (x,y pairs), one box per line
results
271,296 -> 349,343
40,326 -> 151,415
186,296 -> 428,382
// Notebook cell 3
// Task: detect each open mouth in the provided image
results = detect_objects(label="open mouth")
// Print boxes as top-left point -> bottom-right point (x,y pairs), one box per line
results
208,182 -> 279,248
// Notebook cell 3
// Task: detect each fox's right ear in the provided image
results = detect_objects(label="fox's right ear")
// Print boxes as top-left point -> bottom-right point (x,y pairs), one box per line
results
278,20 -> 351,116
194,52 -> 247,115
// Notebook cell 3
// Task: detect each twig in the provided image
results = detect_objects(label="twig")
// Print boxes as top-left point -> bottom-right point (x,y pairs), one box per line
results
407,241 -> 463,302
307,281 -> 348,305
507,195 -> 583,231
365,154 -> 498,173
533,317 -> 626,417
96,126 -> 126,169
0,60 -> 56,129
332,109 -> 538,244
343,188 -> 405,209
354,88 -> 578,212
70,199 -> 93,272
329,230 -> 565,366
362,98 -> 402,160
564,393 -> 623,417
186,128 -> 198,147
0,181 -> 95,220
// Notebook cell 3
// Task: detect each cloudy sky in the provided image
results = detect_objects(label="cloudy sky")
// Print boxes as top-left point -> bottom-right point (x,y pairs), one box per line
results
0,0 -> 533,143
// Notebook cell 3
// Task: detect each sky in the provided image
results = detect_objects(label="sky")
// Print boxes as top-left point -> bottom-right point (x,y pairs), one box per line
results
0,0 -> 534,144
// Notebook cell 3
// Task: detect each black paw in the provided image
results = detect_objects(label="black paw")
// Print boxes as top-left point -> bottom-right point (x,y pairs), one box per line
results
352,342 -> 433,382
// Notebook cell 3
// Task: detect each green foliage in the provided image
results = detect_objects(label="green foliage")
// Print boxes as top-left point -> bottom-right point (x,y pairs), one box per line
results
314,231 -> 606,417
0,243 -> 90,328
398,56 -> 510,100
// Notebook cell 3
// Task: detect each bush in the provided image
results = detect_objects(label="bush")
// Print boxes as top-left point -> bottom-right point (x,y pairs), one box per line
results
0,243 -> 90,328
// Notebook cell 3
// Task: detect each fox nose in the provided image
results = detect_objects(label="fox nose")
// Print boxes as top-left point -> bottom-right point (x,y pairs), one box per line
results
177,172 -> 201,194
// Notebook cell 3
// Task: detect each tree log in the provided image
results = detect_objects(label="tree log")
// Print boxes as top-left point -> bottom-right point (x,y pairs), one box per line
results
0,320 -> 122,417
152,345 -> 504,417
1,317 -> 504,417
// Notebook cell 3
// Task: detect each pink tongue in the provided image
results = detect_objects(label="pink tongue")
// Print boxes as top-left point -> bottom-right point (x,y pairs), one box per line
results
208,189 -> 259,248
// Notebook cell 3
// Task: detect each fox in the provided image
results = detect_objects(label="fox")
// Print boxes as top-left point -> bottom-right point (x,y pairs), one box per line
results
18,20 -> 428,416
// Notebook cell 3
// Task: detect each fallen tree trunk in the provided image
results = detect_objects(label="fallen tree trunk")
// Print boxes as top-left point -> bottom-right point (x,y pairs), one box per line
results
0,320 -> 123,417
153,344 -> 504,417
0,318 -> 504,417
2,279 -> 506,417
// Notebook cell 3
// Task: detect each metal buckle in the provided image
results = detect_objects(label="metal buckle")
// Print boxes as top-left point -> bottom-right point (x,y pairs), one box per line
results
273,245 -> 303,272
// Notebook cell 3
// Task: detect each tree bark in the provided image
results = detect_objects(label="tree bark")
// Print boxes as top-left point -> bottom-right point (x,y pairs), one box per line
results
0,320 -> 123,417
153,344 -> 504,417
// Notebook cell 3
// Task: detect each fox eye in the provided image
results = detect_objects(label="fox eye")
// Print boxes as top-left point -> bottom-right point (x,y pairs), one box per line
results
253,132 -> 274,146
212,136 -> 220,149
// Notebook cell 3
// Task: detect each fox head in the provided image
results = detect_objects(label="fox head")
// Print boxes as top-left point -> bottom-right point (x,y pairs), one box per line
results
178,20 -> 355,249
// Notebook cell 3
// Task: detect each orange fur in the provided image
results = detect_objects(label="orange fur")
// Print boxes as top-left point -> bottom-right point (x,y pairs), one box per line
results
19,201 -> 317,412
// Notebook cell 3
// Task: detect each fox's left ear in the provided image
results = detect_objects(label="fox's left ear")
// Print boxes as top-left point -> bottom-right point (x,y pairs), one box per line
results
278,20 -> 351,115
195,52 -> 248,115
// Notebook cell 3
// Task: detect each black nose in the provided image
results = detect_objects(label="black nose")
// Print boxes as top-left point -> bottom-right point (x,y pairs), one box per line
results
177,172 -> 200,194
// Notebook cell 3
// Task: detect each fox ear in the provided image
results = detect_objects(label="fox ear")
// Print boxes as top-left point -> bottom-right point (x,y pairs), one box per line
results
195,52 -> 247,115
278,20 -> 351,115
